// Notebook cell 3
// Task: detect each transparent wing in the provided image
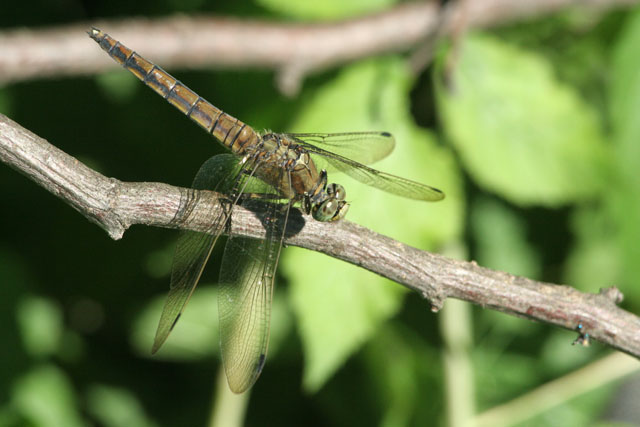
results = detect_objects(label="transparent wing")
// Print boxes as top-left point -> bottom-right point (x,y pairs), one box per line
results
285,132 -> 395,167
152,154 -> 248,353
218,165 -> 291,393
297,142 -> 444,202
152,229 -> 217,354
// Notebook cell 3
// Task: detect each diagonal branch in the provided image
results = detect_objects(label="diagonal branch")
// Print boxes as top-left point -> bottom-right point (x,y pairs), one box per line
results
1,113 -> 639,359
0,0 -> 638,95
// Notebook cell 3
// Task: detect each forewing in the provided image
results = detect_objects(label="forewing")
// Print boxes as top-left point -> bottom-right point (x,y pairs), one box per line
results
218,166 -> 291,393
300,143 -> 444,202
152,154 -> 247,353
287,132 -> 395,169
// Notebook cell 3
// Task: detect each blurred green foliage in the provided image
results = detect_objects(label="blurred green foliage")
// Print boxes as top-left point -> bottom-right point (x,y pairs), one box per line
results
1,1 -> 639,426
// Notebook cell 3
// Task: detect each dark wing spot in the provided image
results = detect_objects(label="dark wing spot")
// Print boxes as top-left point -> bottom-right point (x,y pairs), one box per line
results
256,354 -> 266,374
170,313 -> 182,331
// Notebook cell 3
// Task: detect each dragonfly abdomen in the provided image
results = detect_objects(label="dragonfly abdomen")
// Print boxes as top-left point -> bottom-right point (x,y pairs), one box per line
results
88,28 -> 260,155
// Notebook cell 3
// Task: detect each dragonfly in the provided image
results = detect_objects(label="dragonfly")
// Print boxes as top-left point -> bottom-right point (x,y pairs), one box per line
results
89,28 -> 444,393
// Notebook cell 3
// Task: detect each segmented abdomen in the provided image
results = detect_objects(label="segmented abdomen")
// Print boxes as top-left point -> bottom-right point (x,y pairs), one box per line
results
89,28 -> 259,155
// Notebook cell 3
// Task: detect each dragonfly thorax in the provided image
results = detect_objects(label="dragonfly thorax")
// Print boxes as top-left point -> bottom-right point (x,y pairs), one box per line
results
255,133 -> 349,221
247,133 -> 319,200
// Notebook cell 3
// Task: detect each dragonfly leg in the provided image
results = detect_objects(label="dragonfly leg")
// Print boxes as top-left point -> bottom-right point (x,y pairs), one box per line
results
237,193 -> 287,201
302,169 -> 328,215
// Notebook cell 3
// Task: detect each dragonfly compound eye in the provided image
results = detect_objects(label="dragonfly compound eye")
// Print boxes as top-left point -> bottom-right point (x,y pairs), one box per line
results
312,198 -> 349,222
312,199 -> 338,221
327,183 -> 346,201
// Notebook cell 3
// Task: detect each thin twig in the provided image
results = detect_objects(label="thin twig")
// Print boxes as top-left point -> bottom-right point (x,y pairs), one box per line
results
474,352 -> 640,426
0,0 -> 638,95
1,113 -> 639,359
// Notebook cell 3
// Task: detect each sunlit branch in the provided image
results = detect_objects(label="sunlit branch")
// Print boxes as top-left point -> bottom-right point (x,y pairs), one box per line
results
1,113 -> 639,360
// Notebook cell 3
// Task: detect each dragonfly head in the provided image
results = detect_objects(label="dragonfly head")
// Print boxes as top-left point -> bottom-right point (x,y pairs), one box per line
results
311,183 -> 349,222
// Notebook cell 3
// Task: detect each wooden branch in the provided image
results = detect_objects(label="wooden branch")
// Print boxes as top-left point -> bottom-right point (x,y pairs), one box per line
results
1,113 -> 639,359
0,0 -> 638,95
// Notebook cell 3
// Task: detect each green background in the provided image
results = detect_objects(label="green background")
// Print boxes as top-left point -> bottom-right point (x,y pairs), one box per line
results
1,1 -> 639,426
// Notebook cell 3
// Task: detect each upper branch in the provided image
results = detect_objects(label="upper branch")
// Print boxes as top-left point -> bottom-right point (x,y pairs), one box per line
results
0,0 -> 638,94
1,113 -> 639,359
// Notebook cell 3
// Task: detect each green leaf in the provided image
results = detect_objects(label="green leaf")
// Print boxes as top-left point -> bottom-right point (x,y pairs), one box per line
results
363,325 -> 420,427
0,89 -> 13,115
0,247 -> 32,403
471,197 -> 541,279
289,58 -> 463,244
131,285 -> 220,360
12,365 -> 84,427
475,350 -> 539,409
95,71 -> 140,104
610,8 -> 640,136
131,286 -> 292,361
436,33 -> 608,206
563,206 -> 620,292
286,248 -> 403,392
16,296 -> 64,358
256,0 -> 395,20
87,384 -> 157,427
285,58 -> 463,391
607,7 -> 640,301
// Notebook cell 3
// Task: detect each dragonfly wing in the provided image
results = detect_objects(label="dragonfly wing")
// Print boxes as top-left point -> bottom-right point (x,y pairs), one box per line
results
152,154 -> 246,353
287,132 -> 395,168
218,166 -> 291,393
152,230 -> 217,353
300,144 -> 445,202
